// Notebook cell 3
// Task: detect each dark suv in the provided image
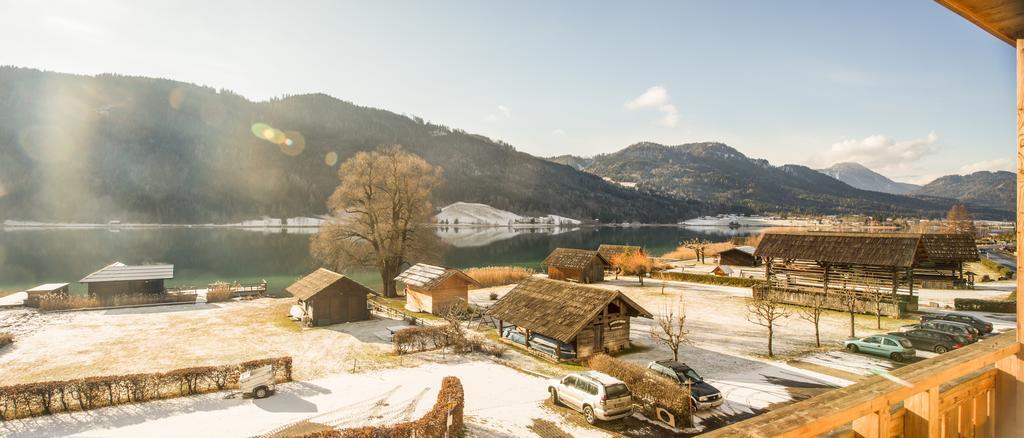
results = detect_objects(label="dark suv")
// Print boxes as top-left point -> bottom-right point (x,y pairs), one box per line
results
889,329 -> 968,354
921,313 -> 993,334
647,360 -> 723,410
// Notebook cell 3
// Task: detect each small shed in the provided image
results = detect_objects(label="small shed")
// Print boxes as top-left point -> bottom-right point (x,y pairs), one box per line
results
80,262 -> 174,301
543,248 -> 611,283
487,277 -> 652,360
395,263 -> 480,315
24,283 -> 70,307
286,268 -> 372,327
718,246 -> 760,267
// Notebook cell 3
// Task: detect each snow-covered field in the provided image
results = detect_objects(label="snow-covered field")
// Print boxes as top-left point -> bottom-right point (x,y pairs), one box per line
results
0,360 -> 604,438
435,202 -> 581,226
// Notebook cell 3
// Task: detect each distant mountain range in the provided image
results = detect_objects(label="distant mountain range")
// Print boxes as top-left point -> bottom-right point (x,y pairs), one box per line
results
549,142 -> 1012,220
817,162 -> 920,195
0,67 -> 700,224
913,171 -> 1015,213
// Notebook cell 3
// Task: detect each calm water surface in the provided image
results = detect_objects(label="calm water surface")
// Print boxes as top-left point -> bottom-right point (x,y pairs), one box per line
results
0,226 -> 751,294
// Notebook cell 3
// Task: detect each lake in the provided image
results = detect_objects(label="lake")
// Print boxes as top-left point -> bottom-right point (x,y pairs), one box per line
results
0,226 -> 753,294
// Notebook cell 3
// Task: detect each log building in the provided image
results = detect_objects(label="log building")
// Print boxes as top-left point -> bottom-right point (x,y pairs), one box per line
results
286,268 -> 372,327
79,262 -> 174,302
395,263 -> 480,314
486,277 -> 652,361
543,248 -> 611,283
718,246 -> 760,267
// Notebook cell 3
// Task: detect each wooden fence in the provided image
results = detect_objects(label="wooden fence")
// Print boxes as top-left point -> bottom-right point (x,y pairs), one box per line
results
752,284 -> 916,318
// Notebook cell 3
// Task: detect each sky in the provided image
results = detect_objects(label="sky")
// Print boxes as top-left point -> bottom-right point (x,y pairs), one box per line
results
0,0 -> 1016,184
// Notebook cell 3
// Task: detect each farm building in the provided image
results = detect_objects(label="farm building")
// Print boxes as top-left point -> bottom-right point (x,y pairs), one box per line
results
395,263 -> 480,314
79,262 -> 174,301
754,232 -> 979,316
718,246 -> 760,267
686,265 -> 734,277
487,277 -> 652,360
22,283 -> 69,307
543,248 -> 611,283
286,268 -> 373,327
596,244 -> 645,261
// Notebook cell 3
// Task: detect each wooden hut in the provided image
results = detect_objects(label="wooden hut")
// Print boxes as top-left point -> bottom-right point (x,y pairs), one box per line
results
23,283 -> 69,308
79,262 -> 174,301
395,263 -> 480,315
597,244 -> 645,262
486,277 -> 652,360
543,248 -> 611,283
754,232 -> 979,316
286,268 -> 372,327
718,246 -> 760,267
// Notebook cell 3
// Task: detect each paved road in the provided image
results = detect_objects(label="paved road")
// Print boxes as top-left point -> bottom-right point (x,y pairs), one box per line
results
983,249 -> 1016,271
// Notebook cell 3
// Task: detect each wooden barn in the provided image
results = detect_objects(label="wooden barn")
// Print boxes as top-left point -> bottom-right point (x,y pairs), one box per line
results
543,248 -> 611,283
754,232 -> 979,316
79,262 -> 174,301
486,277 -> 652,361
23,283 -> 69,308
395,263 -> 480,315
718,246 -> 760,267
286,268 -> 372,327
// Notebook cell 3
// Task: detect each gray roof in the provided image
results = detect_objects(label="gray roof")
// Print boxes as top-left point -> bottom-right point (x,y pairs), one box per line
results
395,263 -> 480,291
25,283 -> 69,292
731,246 -> 756,255
80,262 -> 174,283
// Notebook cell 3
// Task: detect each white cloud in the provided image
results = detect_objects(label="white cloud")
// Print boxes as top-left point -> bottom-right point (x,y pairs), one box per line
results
625,86 -> 679,127
959,157 -> 1014,174
497,105 -> 510,118
552,128 -> 566,137
811,132 -> 939,180
483,105 -> 511,122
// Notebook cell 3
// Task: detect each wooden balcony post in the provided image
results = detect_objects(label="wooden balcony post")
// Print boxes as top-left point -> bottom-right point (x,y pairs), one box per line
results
851,411 -> 881,437
904,387 -> 939,437
995,37 -> 1024,438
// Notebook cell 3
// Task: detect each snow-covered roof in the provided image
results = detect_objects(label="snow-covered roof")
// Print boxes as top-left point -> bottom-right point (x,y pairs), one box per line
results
80,262 -> 174,283
395,263 -> 479,291
25,283 -> 70,292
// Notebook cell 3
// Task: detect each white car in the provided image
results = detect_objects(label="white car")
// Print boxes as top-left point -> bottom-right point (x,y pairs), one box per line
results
548,371 -> 633,424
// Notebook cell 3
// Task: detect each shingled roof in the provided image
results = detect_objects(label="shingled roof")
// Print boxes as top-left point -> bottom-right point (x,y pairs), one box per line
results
543,248 -> 611,270
80,262 -> 174,283
597,244 -> 644,261
486,277 -> 651,343
286,268 -> 375,300
754,232 -> 978,268
395,263 -> 480,291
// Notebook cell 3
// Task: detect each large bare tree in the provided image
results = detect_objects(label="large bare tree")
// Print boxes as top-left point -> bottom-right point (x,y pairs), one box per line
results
311,146 -> 444,297
650,298 -> 688,361
747,289 -> 790,357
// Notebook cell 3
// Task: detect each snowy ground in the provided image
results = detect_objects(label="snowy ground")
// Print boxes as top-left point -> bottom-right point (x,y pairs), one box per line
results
0,359 -> 605,438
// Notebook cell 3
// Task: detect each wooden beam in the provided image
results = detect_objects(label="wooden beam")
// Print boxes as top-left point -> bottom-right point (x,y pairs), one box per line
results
851,411 -> 880,438
934,0 -> 1016,46
904,387 -> 939,437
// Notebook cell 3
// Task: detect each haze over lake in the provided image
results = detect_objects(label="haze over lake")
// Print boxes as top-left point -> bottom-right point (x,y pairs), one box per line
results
0,226 -> 752,294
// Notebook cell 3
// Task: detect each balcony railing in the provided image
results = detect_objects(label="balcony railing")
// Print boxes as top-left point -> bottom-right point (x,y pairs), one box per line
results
703,331 -> 1020,437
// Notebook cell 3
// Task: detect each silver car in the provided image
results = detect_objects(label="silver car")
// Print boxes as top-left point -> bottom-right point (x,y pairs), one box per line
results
548,371 -> 633,424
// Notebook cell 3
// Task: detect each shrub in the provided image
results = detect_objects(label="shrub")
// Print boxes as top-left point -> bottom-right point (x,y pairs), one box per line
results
299,376 -> 464,438
0,333 -> 12,348
489,292 -> 499,300
465,266 -> 534,288
38,292 -> 197,311
393,325 -> 454,355
586,354 -> 691,427
954,298 -> 1016,313
205,282 -> 234,303
0,356 -> 292,420
653,271 -> 762,288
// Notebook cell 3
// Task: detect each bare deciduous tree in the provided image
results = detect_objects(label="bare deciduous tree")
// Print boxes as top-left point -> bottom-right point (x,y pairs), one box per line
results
747,290 -> 790,357
650,298 -> 688,361
682,238 -> 711,263
613,251 -> 654,286
836,280 -> 859,338
311,146 -> 445,297
797,291 -> 826,348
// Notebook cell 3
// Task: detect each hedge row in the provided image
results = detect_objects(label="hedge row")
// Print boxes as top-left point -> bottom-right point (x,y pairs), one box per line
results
0,356 -> 292,421
954,298 -> 1017,313
587,354 -> 691,427
300,376 -> 464,438
653,271 -> 763,288
38,292 -> 197,311
392,325 -> 505,357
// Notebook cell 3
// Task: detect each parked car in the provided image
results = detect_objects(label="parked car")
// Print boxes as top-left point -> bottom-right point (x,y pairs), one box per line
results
647,360 -> 724,410
844,335 -> 916,362
548,371 -> 633,424
888,329 -> 968,354
920,320 -> 979,343
921,313 -> 993,334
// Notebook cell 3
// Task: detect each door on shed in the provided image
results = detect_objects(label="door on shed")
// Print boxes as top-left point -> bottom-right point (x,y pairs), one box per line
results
345,291 -> 365,322
329,293 -> 344,324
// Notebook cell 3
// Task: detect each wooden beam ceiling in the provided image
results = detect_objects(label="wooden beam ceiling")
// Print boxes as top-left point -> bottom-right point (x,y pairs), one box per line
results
936,0 -> 1024,46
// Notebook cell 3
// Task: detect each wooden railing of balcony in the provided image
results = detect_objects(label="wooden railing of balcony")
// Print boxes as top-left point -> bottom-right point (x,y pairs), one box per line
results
702,331 -> 1020,437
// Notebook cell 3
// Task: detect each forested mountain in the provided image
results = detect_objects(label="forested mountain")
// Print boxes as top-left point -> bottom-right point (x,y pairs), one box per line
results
583,142 -> 1011,219
817,162 -> 920,195
546,155 -> 593,171
912,171 -> 1015,213
0,67 -> 702,223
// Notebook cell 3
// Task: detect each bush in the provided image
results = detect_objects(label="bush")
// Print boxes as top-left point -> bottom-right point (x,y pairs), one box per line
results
393,325 -> 454,355
954,298 -> 1016,313
465,266 -> 534,288
38,292 -> 197,311
653,271 -> 762,288
0,356 -> 292,420
586,354 -> 691,427
489,292 -> 499,300
300,376 -> 464,438
981,258 -> 1013,279
0,333 -> 12,348
205,282 -> 234,303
